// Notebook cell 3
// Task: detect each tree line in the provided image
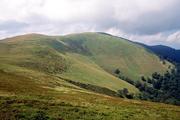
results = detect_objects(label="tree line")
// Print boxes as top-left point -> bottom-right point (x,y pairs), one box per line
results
115,64 -> 180,105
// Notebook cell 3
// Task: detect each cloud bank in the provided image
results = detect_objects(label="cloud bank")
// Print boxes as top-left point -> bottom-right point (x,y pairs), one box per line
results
0,0 -> 180,48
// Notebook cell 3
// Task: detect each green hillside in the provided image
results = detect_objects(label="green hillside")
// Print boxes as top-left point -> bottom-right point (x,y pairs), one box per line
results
0,68 -> 179,120
60,32 -> 172,80
0,64 -> 179,120
0,32 -> 172,93
0,33 -> 138,93
0,33 -> 179,120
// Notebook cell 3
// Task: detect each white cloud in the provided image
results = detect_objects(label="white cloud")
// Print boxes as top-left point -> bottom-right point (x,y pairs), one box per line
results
0,0 -> 180,48
167,31 -> 180,43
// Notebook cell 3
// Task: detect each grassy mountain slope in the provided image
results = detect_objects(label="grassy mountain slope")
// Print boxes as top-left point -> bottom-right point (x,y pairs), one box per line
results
0,65 -> 179,120
0,32 -> 172,93
0,33 -> 179,120
0,33 -> 138,93
60,33 -> 172,80
60,53 -> 136,92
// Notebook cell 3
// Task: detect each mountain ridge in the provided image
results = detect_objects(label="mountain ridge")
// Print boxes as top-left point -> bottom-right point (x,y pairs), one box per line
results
135,42 -> 180,63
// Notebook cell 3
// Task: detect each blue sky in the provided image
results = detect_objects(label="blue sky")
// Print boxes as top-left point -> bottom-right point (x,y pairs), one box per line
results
0,0 -> 180,49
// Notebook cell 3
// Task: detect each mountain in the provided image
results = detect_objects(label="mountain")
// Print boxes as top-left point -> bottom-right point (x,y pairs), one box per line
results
0,32 -> 173,94
137,43 -> 180,63
148,45 -> 180,63
63,33 -> 172,79
0,32 -> 179,120
0,33 -> 138,93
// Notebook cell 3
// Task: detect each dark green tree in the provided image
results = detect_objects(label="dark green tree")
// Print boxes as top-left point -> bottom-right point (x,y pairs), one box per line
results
114,69 -> 120,74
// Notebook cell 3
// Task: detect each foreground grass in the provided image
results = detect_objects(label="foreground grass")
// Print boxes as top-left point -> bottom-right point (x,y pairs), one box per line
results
0,57 -> 179,120
0,61 -> 178,120
0,88 -> 180,120
0,69 -> 179,120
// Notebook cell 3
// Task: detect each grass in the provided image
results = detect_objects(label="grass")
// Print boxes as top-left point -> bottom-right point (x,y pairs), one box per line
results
60,53 -> 138,93
61,32 -> 172,80
0,32 -> 173,94
0,89 -> 180,120
0,32 -> 178,119
0,33 -> 140,93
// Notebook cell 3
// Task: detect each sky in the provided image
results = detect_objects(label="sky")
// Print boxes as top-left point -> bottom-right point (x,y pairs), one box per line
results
0,0 -> 180,49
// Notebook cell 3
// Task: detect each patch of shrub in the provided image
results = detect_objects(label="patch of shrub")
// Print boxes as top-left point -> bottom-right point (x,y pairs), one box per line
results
117,88 -> 134,99
30,111 -> 49,120
58,76 -> 117,97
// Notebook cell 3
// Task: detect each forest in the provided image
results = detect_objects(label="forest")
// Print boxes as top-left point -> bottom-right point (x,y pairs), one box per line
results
116,63 -> 180,105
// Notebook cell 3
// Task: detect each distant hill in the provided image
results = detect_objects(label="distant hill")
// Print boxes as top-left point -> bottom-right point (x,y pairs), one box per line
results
137,43 -> 180,63
148,45 -> 180,63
